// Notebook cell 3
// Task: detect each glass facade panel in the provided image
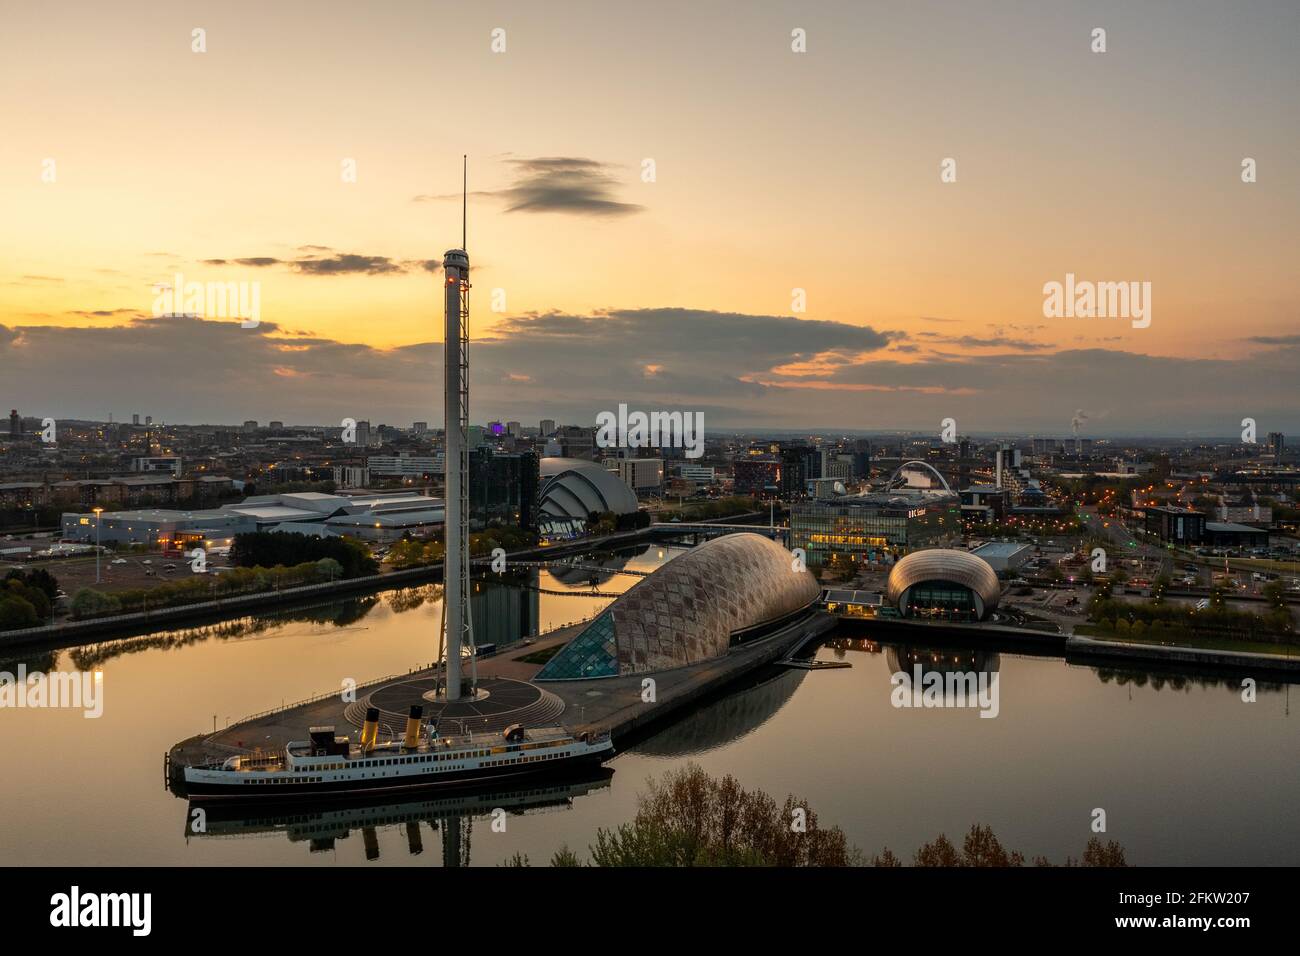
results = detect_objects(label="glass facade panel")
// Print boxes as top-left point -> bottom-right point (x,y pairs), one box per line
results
906,581 -> 977,620
534,611 -> 619,680
790,498 -> 959,566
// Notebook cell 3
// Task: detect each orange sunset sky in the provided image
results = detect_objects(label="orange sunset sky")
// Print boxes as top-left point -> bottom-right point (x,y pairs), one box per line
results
2,0 -> 1297,433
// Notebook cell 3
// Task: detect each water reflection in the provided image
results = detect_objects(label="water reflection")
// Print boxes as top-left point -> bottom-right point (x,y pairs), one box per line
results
631,667 -> 807,758
885,644 -> 1001,680
184,769 -> 613,866
63,597 -> 382,671
1093,666 -> 1287,695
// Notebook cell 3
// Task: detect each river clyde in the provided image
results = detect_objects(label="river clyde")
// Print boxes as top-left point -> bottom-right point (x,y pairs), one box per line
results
1,542 -> 1297,867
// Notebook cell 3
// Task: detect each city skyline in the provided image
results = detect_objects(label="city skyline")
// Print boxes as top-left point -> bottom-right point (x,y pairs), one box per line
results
3,0 -> 1298,432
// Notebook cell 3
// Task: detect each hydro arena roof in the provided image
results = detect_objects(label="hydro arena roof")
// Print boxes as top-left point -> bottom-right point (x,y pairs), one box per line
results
539,457 -> 639,520
885,548 -> 1002,619
535,532 -> 819,680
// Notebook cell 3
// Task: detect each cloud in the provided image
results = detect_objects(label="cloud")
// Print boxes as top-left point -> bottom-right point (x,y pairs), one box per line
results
916,332 -> 1050,351
292,254 -> 404,275
65,308 -> 143,318
200,251 -> 437,276
1,310 -> 1295,434
415,156 -> 642,217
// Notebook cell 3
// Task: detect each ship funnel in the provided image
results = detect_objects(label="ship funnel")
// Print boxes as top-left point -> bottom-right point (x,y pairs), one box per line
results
361,706 -> 380,753
403,704 -> 424,749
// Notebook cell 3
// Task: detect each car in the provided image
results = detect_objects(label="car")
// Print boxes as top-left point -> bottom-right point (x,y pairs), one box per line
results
142,559 -> 152,565
111,558 -> 127,565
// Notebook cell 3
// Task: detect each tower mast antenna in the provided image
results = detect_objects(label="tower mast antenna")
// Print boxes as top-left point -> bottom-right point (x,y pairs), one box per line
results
462,154 -> 467,250
440,157 -> 475,701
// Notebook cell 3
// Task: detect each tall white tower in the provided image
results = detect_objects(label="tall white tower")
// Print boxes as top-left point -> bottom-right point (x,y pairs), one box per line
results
441,160 -> 474,701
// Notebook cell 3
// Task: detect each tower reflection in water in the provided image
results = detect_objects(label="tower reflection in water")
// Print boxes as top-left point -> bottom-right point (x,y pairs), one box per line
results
185,769 -> 612,867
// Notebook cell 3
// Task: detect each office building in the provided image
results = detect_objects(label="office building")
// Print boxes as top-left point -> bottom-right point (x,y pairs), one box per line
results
469,447 -> 539,531
1144,506 -> 1206,545
790,490 -> 960,566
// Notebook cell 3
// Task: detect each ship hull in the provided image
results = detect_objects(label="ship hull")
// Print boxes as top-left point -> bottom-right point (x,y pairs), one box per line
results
182,748 -> 611,803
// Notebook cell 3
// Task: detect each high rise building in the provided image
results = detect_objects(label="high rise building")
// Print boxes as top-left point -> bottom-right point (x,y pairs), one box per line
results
607,457 -> 663,498
850,438 -> 871,478
780,445 -> 821,498
8,409 -> 19,436
469,448 -> 539,531
554,426 -> 595,460
994,444 -> 1021,490
1268,432 -> 1285,462
540,419 -> 556,437
733,458 -> 780,497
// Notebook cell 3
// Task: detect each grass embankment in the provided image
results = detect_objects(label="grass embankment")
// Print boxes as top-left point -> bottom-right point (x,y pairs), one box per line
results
513,644 -> 564,665
1074,623 -> 1298,657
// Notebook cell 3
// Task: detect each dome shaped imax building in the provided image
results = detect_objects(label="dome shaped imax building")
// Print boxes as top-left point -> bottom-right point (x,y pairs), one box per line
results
536,532 -> 820,680
885,548 -> 1001,621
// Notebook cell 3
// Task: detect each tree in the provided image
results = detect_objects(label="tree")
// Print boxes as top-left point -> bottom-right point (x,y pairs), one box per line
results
316,557 -> 343,582
4,577 -> 50,621
70,588 -> 122,619
1082,836 -> 1128,867
582,764 -> 855,866
5,567 -> 58,603
230,532 -> 378,578
961,824 -> 1026,867
0,594 -> 39,630
913,834 -> 961,867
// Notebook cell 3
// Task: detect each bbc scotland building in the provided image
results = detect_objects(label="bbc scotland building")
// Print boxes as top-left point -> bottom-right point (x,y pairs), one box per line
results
789,491 -> 961,566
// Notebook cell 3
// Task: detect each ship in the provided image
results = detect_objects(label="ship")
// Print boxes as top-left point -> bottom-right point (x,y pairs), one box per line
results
178,704 -> 614,803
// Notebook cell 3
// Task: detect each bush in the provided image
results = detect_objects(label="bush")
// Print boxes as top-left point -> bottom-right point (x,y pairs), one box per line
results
70,588 -> 122,619
316,557 -> 343,581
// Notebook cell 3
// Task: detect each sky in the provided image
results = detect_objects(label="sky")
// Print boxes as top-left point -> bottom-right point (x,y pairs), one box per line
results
1,0 -> 1297,435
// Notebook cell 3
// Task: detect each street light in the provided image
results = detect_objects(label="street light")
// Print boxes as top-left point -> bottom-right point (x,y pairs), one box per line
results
92,507 -> 104,584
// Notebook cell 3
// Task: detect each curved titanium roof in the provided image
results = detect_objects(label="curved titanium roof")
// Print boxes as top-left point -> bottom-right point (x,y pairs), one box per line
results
539,457 -> 639,518
885,548 -> 1001,617
536,532 -> 819,680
